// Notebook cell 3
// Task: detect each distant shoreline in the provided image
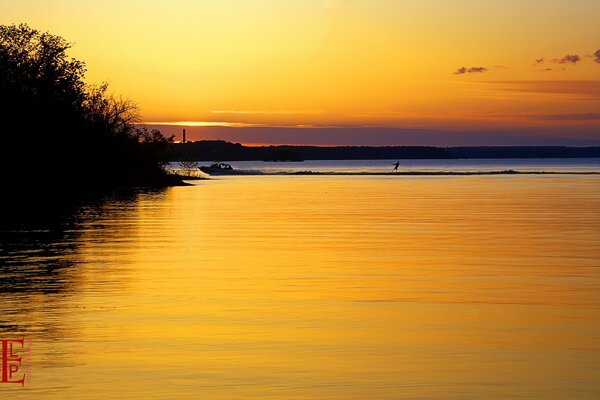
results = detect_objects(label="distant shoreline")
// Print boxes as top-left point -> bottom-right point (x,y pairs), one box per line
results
171,141 -> 600,162
189,170 -> 600,178
284,171 -> 600,176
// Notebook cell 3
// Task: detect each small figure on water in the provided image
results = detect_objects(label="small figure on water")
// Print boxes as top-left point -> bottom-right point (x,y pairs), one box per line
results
392,161 -> 400,172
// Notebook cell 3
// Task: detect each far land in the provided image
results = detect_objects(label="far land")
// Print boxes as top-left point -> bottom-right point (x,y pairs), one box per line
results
171,140 -> 600,162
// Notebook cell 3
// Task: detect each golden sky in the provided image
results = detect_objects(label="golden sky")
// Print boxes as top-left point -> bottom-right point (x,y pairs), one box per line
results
3,0 -> 600,145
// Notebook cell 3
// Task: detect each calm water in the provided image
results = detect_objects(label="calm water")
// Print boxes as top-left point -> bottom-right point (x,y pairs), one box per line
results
177,158 -> 600,174
1,173 -> 600,398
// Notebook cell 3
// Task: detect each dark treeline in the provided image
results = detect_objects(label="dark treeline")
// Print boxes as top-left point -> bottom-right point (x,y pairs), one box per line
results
0,24 -> 181,203
171,140 -> 600,161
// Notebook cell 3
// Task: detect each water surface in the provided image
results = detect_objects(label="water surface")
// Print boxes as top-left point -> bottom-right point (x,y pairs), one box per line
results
1,175 -> 599,399
179,157 -> 600,174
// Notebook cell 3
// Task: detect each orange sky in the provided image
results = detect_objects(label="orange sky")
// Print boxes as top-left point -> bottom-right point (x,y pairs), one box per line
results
2,0 -> 600,145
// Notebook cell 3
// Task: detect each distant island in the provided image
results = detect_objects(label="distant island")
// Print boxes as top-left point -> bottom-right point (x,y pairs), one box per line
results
171,140 -> 600,161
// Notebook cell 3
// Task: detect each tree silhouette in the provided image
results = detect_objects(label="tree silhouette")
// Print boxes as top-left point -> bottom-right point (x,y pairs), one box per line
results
0,23 -> 177,198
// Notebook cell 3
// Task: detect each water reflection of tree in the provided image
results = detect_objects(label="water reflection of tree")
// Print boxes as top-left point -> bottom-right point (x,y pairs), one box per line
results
0,189 -> 166,342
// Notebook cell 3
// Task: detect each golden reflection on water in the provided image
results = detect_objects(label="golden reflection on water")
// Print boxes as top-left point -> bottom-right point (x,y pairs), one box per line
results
1,176 -> 600,399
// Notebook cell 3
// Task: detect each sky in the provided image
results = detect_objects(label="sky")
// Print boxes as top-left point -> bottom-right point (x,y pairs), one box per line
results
2,0 -> 600,145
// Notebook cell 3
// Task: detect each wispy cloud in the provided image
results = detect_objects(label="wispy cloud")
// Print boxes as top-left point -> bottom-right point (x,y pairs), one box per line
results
530,112 -> 600,121
211,110 -> 323,115
454,66 -> 487,75
533,50 -> 600,70
141,121 -> 261,127
539,67 -> 566,72
141,121 -> 339,129
482,80 -> 600,100
552,54 -> 581,64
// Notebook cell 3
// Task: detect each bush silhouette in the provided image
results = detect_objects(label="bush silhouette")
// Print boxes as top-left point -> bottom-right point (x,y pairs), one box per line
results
0,23 -> 177,196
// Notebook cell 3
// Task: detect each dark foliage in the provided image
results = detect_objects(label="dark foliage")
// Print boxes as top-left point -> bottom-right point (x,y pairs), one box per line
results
0,24 -> 178,199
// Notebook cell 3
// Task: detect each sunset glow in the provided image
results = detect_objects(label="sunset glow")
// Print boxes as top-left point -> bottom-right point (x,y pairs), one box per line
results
3,0 -> 600,144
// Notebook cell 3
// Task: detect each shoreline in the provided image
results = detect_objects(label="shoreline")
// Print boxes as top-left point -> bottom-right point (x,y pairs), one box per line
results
190,170 -> 600,178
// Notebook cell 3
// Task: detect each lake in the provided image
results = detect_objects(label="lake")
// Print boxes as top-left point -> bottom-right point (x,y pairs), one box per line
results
182,158 -> 600,174
1,164 -> 600,398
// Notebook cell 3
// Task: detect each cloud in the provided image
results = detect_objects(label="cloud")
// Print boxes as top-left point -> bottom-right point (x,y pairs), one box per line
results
454,66 -> 487,75
534,58 -> 545,66
539,67 -> 566,72
467,67 -> 487,73
482,80 -> 600,100
530,112 -> 600,121
553,54 -> 581,64
140,121 -> 261,127
594,49 -> 600,64
211,110 -> 323,115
